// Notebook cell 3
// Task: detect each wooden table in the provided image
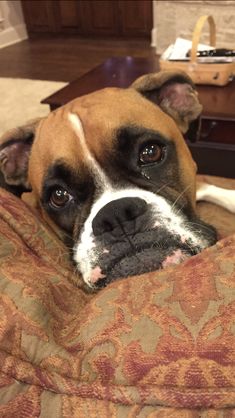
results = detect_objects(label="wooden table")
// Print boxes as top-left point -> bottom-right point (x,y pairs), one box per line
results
42,56 -> 235,178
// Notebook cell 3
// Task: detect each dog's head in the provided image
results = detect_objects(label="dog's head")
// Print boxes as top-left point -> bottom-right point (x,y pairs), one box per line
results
0,71 -> 216,288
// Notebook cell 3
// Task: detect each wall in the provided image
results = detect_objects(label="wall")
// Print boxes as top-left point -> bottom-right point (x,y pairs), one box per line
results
0,0 -> 28,49
152,0 -> 235,53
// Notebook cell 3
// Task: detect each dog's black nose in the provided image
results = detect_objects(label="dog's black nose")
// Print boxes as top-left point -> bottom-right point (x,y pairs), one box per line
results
92,197 -> 147,237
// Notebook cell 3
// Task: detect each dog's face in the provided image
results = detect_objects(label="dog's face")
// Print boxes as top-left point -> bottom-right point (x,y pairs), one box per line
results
0,71 -> 217,288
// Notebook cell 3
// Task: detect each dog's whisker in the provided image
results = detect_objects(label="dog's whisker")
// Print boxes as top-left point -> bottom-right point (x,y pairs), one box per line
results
60,230 -> 73,241
156,182 -> 171,195
171,184 -> 192,213
175,202 -> 187,215
186,221 -> 215,234
141,174 -> 171,195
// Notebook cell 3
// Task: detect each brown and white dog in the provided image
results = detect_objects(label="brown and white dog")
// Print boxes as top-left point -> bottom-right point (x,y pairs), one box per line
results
0,71 -> 234,289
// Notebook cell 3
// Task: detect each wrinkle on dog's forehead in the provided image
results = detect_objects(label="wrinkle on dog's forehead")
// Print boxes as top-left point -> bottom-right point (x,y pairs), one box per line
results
69,87 -> 178,142
68,88 -> 191,162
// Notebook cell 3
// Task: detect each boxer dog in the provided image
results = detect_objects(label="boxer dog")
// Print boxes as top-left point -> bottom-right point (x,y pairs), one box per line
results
0,71 -> 234,289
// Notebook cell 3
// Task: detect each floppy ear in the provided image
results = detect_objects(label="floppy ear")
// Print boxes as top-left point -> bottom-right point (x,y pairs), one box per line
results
0,118 -> 42,194
131,70 -> 202,142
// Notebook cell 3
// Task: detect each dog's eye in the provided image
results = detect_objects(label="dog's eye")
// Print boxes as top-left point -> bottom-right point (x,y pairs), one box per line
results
139,143 -> 164,165
49,188 -> 72,208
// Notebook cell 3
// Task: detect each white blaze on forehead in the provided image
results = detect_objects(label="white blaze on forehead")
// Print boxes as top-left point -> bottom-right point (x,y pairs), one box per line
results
68,112 -> 111,189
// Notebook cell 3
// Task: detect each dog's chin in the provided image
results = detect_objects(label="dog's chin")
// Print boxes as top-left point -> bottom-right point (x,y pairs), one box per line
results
97,246 -> 190,288
91,232 -> 196,289
82,222 -> 217,289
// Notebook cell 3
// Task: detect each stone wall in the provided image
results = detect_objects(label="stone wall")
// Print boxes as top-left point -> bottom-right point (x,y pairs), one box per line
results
152,1 -> 235,53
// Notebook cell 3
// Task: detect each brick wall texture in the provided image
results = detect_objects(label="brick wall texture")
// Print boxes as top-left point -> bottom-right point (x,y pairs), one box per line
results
154,1 -> 235,53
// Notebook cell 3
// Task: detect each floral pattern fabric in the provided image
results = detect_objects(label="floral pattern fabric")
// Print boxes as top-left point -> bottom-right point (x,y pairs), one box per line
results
0,176 -> 234,417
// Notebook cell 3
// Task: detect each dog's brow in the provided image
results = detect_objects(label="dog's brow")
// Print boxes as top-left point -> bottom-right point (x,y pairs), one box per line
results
43,161 -> 82,186
116,125 -> 170,148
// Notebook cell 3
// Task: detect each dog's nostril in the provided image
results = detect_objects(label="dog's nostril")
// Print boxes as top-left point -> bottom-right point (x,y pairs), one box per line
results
125,201 -> 147,220
92,197 -> 147,237
125,208 -> 133,220
103,220 -> 113,232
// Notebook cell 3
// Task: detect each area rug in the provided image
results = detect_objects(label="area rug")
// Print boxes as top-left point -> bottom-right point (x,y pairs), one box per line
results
0,78 -> 67,136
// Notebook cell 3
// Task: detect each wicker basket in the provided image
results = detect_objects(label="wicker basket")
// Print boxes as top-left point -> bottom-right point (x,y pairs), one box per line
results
160,15 -> 235,86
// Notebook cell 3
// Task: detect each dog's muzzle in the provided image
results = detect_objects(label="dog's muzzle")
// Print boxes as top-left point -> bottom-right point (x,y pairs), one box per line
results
91,197 -> 191,287
73,191 -> 217,289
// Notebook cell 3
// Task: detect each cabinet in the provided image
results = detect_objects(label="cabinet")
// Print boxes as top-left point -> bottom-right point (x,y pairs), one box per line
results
21,0 -> 152,38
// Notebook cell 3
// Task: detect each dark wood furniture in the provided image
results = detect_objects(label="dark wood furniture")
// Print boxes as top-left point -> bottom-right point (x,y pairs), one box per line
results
42,56 -> 235,178
21,0 -> 152,38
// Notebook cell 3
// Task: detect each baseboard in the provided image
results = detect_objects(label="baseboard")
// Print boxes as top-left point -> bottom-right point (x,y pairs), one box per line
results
0,23 -> 28,49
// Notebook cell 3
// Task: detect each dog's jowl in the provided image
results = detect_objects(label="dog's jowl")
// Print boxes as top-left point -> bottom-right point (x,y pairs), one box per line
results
0,71 -> 217,289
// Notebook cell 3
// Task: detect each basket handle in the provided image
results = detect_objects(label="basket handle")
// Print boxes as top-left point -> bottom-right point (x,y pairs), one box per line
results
190,15 -> 216,64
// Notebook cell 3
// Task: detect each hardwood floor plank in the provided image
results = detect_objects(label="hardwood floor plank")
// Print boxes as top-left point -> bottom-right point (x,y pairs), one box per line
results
0,37 -> 155,82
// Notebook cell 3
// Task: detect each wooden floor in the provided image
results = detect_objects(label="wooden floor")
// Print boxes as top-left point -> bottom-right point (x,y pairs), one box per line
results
0,36 -> 155,82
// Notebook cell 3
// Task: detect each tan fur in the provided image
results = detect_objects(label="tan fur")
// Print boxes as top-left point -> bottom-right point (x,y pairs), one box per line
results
0,69 -> 205,219
27,87 -> 197,211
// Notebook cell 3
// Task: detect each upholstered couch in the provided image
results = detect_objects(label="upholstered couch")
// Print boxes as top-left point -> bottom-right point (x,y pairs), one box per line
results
0,175 -> 234,417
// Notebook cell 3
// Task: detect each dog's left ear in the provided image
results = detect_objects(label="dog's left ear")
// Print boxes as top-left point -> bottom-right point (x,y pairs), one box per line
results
131,70 -> 202,141
0,118 -> 42,193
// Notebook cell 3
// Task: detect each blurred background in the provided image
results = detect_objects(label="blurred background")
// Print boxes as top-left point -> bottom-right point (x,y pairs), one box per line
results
0,0 -> 235,81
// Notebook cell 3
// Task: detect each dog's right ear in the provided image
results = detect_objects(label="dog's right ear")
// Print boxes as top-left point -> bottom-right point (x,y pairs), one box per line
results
0,118 -> 42,193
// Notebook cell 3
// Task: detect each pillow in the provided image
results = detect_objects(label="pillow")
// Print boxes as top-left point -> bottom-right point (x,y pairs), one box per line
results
0,182 -> 234,416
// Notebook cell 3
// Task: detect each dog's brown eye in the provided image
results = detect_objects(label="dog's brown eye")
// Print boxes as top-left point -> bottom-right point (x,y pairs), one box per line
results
139,143 -> 163,165
50,188 -> 71,208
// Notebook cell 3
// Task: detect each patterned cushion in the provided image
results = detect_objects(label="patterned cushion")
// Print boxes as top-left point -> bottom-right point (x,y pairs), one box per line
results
0,178 -> 234,417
